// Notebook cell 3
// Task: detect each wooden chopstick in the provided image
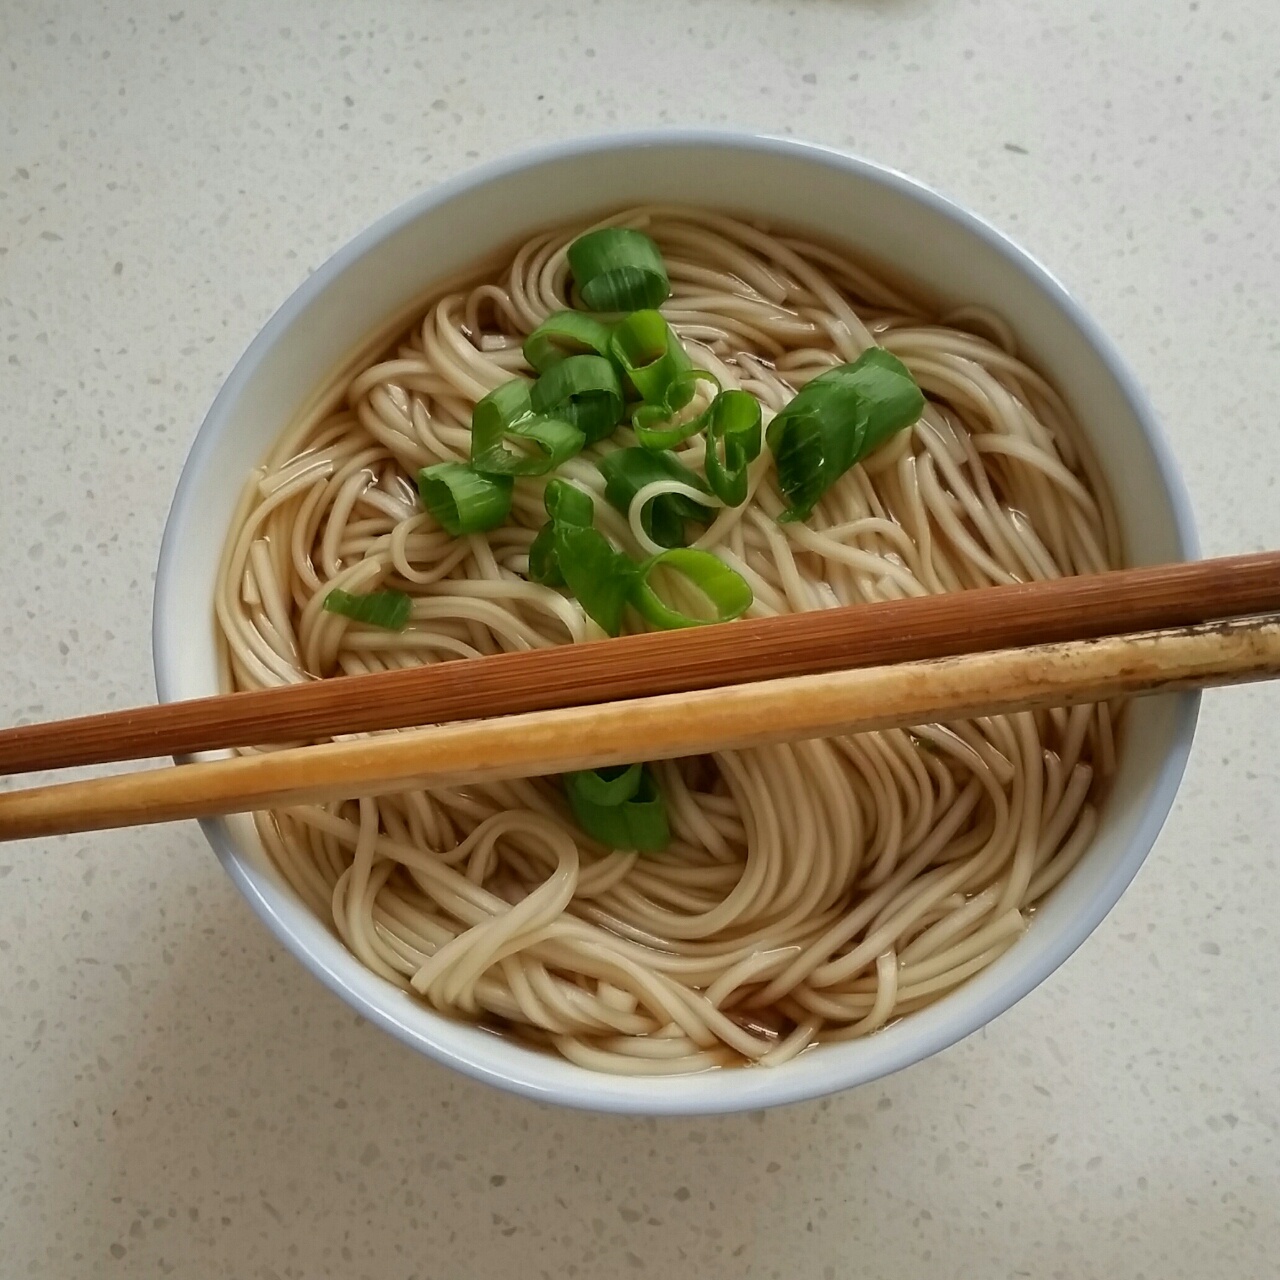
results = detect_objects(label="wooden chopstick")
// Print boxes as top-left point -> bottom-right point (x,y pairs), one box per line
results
3,551 -> 1280,775
2,616 -> 1278,843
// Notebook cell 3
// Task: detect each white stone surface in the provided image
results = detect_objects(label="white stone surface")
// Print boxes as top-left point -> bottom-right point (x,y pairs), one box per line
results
2,0 -> 1278,1275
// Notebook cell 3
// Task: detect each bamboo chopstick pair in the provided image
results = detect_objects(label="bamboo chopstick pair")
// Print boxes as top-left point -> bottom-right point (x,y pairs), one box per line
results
2,552 -> 1279,843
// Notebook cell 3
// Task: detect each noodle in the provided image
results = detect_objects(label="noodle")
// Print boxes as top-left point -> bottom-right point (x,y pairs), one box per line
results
214,206 -> 1120,1074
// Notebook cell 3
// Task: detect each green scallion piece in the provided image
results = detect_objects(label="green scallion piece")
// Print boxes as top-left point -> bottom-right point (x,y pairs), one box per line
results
527,524 -> 560,585
567,227 -> 671,312
630,548 -> 753,630
322,588 -> 413,631
766,347 -> 924,522
631,369 -> 722,450
530,354 -> 625,445
417,462 -> 513,536
471,379 -> 531,435
523,310 -> 615,373
553,523 -> 637,636
569,762 -> 644,807
469,379 -> 586,477
597,447 -> 715,549
609,309 -> 692,404
703,390 -> 763,507
528,479 -> 595,586
565,764 -> 670,852
543,477 -> 594,527
483,416 -> 584,476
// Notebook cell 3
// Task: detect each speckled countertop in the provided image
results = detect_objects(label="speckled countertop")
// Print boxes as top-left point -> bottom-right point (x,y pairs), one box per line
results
2,1 -> 1278,1276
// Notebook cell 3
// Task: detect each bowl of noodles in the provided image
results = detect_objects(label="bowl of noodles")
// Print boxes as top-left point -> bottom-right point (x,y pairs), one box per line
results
154,132 -> 1197,1113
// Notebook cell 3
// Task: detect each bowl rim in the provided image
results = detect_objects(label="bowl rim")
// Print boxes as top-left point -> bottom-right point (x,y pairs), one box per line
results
153,128 -> 1200,1114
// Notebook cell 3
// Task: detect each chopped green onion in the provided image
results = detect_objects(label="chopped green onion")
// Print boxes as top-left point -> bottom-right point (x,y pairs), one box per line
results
632,409 -> 701,452
553,523 -> 637,635
569,762 -> 643,807
565,764 -> 670,852
609,310 -> 692,404
417,462 -> 513,536
469,378 -> 586,477
322,588 -> 413,631
567,227 -> 671,312
529,481 -> 637,633
543,477 -> 595,527
477,419 -> 584,476
631,369 -> 722,450
766,347 -> 924,522
471,379 -> 531,435
703,390 -> 763,506
597,448 -> 714,549
530,354 -> 625,445
480,416 -> 584,476
528,479 -> 595,586
523,311 -> 615,373
630,548 -> 753,629
527,524 -> 560,585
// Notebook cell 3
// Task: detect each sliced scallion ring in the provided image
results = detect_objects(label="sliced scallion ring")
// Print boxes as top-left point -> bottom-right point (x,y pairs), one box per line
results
703,390 -> 763,506
322,588 -> 412,631
528,479 -> 595,586
527,523 -> 561,586
568,762 -> 644,807
417,462 -> 513,536
530,354 -> 625,445
471,379 -> 531,437
631,369 -> 722,450
470,380 -> 586,477
565,764 -> 670,852
766,347 -> 924,522
609,310 -> 692,404
567,227 -> 671,312
630,547 -> 753,629
523,311 -> 615,373
597,447 -> 714,549
473,417 -> 585,477
553,523 -> 637,636
542,477 -> 595,527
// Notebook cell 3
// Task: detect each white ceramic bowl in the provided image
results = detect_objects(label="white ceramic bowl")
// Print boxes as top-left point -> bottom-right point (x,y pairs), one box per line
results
154,132 -> 1198,1114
